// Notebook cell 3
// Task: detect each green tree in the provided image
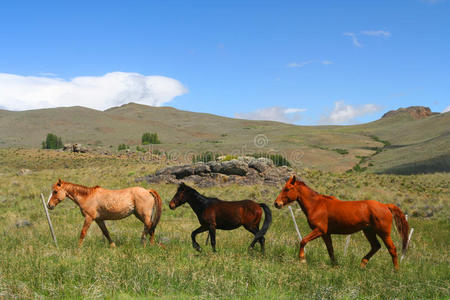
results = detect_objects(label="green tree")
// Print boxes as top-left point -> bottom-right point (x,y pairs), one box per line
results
142,132 -> 161,145
42,133 -> 63,149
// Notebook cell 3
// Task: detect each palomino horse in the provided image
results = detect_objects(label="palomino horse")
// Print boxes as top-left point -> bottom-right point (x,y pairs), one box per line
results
47,179 -> 162,247
274,176 -> 409,270
169,183 -> 272,252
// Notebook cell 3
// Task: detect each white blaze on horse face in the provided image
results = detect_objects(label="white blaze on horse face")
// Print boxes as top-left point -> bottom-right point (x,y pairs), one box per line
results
47,192 -> 52,206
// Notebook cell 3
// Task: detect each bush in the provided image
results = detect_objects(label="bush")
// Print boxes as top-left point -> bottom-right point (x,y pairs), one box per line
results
142,132 -> 161,145
118,144 -> 129,151
136,145 -> 147,152
251,153 -> 291,167
192,151 -> 218,163
333,148 -> 349,155
42,133 -> 63,149
221,155 -> 238,161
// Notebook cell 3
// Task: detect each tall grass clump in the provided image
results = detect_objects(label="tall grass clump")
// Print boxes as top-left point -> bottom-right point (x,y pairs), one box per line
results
192,151 -> 218,163
252,153 -> 291,167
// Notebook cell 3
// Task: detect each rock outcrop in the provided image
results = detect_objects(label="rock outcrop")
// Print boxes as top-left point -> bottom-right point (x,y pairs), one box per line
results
137,157 -> 296,187
63,143 -> 89,153
381,106 -> 434,120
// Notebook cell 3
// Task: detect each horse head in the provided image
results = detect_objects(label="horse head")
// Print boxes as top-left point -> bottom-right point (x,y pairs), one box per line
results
169,182 -> 189,210
47,179 -> 67,210
274,175 -> 300,209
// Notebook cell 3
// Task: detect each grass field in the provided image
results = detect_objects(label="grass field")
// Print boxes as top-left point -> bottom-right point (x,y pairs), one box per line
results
0,149 -> 449,299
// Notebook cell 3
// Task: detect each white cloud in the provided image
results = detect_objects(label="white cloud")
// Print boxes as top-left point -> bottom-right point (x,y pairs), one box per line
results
287,61 -> 311,68
0,72 -> 188,111
361,30 -> 391,37
344,32 -> 362,47
235,106 -> 307,124
321,60 -> 333,65
443,106 -> 450,113
319,101 -> 381,125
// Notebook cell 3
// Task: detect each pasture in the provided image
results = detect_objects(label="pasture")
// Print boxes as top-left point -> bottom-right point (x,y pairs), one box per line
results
0,149 -> 449,299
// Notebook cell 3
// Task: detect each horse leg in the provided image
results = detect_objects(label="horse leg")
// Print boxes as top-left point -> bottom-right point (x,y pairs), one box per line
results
244,225 -> 259,249
144,215 -> 155,245
78,216 -> 93,247
135,212 -> 153,246
191,226 -> 208,252
322,234 -> 336,264
360,228 -> 381,268
95,220 -> 115,248
259,236 -> 265,253
208,225 -> 217,252
299,228 -> 323,263
380,234 -> 399,271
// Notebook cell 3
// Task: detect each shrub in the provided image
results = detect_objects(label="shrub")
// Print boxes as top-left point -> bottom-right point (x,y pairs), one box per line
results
42,133 -> 63,149
142,132 -> 161,145
221,155 -> 238,161
118,144 -> 129,151
136,145 -> 147,152
192,151 -> 218,163
251,153 -> 291,167
333,148 -> 349,155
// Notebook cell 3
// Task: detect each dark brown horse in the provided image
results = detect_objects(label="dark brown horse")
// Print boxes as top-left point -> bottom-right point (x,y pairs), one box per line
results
274,176 -> 409,270
47,179 -> 162,247
169,183 -> 272,252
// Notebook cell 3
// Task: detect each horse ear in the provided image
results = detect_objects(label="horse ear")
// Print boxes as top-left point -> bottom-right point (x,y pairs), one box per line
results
291,175 -> 296,183
57,178 -> 62,186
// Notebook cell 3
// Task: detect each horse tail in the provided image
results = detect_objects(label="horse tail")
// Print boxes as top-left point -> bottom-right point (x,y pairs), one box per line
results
251,203 -> 272,244
386,204 -> 409,255
148,189 -> 163,234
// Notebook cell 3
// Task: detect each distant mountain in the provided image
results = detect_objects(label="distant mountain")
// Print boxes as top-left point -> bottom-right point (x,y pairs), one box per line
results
0,103 -> 448,174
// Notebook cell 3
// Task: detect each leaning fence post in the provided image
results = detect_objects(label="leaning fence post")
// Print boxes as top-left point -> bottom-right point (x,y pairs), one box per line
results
41,193 -> 58,246
400,228 -> 414,262
344,235 -> 351,256
288,206 -> 305,253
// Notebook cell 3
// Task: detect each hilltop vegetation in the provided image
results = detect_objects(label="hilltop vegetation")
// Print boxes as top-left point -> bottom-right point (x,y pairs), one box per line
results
0,103 -> 449,174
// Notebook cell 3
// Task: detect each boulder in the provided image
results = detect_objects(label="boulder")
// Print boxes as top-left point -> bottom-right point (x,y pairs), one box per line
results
248,157 -> 273,173
220,160 -> 249,176
16,168 -> 32,176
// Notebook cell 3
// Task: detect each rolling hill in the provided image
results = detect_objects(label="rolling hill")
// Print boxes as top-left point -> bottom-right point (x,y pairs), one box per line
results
0,103 -> 449,174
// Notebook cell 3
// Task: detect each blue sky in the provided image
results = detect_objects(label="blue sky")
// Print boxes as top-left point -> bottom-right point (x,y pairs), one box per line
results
0,0 -> 449,125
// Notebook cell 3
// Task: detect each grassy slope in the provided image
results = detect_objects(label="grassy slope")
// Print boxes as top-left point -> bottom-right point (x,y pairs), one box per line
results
0,103 -> 449,174
0,149 -> 448,299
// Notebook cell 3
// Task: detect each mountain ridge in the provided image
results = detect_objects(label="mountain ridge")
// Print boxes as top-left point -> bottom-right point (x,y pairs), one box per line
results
0,103 -> 448,174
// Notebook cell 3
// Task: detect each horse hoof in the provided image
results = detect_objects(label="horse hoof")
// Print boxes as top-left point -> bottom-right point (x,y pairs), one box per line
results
360,259 -> 368,268
300,258 -> 307,264
110,242 -> 116,248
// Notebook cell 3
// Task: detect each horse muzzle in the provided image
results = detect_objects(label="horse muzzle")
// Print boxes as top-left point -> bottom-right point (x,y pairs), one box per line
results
169,202 -> 176,210
274,201 -> 283,209
47,204 -> 55,210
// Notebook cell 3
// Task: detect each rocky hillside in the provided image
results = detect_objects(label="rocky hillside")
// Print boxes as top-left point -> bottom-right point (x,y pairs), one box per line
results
381,106 -> 434,120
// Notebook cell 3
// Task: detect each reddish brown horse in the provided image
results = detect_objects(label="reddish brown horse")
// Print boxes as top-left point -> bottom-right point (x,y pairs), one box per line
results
169,183 -> 272,252
47,179 -> 162,247
274,175 -> 409,270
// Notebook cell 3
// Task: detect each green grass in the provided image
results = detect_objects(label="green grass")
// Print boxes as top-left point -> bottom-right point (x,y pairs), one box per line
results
0,149 -> 449,299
